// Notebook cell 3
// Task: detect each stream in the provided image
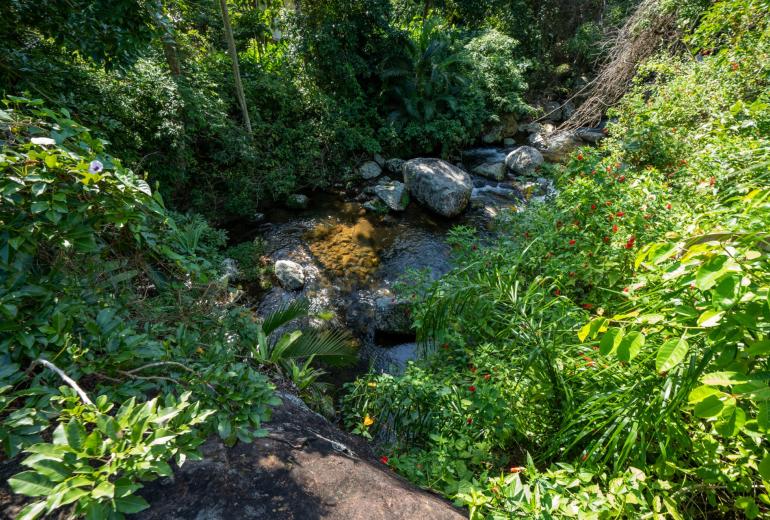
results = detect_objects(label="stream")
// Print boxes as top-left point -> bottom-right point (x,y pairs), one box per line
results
229,146 -> 555,383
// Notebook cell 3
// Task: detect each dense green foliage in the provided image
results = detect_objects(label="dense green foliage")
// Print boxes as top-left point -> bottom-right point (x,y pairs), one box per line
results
0,99 -> 354,518
344,0 -> 770,517
0,0 -> 626,222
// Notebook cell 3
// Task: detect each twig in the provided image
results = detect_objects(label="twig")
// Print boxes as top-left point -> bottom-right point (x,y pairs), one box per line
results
124,361 -> 196,375
29,358 -> 94,406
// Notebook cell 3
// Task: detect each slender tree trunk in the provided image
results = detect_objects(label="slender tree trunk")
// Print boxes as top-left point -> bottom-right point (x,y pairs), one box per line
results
162,36 -> 182,77
217,0 -> 253,135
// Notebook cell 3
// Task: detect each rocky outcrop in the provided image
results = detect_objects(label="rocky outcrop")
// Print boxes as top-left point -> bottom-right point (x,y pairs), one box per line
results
505,146 -> 544,175
403,158 -> 472,217
274,260 -> 305,290
137,393 -> 464,520
539,130 -> 584,162
374,180 -> 408,211
359,161 -> 382,180
472,161 -> 506,181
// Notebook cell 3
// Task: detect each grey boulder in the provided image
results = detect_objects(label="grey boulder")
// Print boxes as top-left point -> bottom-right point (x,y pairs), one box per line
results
274,260 -> 305,290
374,180 -> 409,211
505,146 -> 544,175
359,161 -> 382,180
403,158 -> 472,217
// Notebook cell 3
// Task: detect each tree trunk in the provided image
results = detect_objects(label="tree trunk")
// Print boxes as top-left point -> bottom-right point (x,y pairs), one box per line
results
162,37 -> 182,77
217,0 -> 253,135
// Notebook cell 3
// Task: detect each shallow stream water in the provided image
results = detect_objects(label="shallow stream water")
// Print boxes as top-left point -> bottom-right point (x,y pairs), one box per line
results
228,146 -> 553,383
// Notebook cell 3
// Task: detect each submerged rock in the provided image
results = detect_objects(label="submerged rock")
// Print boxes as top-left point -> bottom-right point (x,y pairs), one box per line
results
403,158 -> 472,217
472,161 -> 506,181
359,161 -> 382,180
274,260 -> 305,290
374,296 -> 412,335
505,146 -> 544,175
374,180 -> 408,211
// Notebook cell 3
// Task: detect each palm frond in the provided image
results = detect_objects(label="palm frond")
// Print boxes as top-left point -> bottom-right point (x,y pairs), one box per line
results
284,328 -> 356,366
261,298 -> 310,336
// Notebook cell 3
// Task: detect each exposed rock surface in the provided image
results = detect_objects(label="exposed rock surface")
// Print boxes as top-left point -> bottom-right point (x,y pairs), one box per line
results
539,130 -> 584,162
505,146 -> 544,175
403,158 -> 472,217
472,161 -> 506,181
136,394 -> 465,520
359,161 -> 382,180
274,260 -> 305,290
374,180 -> 408,211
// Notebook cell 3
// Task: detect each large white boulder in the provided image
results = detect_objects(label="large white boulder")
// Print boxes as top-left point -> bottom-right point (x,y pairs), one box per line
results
403,158 -> 472,217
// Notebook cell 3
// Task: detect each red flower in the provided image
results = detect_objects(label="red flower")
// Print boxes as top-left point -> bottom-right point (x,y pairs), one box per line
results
577,153 -> 584,161
471,244 -> 478,251
616,211 -> 625,217
441,343 -> 449,350
709,176 -> 716,187
468,385 -> 476,392
510,466 -> 525,474
590,204 -> 596,211
582,303 -> 593,309
569,239 -> 576,246
617,175 -> 625,182
731,62 -> 739,71
523,231 -> 530,239
466,417 -> 473,424
581,454 -> 588,462
605,201 -> 612,206
612,224 -> 619,233
380,456 -> 389,464
623,287 -> 630,293
554,289 -> 561,296
625,235 -> 636,249
591,169 -> 597,175
666,203 -> 672,210
469,366 -> 477,373
603,236 -> 610,243
483,374 -> 491,381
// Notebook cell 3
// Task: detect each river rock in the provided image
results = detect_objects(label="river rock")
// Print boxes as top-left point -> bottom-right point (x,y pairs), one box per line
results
575,127 -> 606,144
403,158 -> 472,217
505,146 -> 544,175
384,158 -> 405,176
373,154 -> 386,167
374,180 -> 408,211
363,199 -> 388,213
500,113 -> 519,137
274,260 -> 305,290
359,161 -> 382,180
472,161 -> 506,181
503,137 -> 515,147
562,101 -> 576,120
134,392 -> 464,520
286,193 -> 309,210
374,296 -> 412,335
540,130 -> 584,162
542,101 -> 562,121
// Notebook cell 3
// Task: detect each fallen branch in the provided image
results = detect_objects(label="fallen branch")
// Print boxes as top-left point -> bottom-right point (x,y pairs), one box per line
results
29,358 -> 94,406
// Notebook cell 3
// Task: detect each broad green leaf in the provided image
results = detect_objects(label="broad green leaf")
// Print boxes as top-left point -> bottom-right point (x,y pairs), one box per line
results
617,331 -> 645,362
694,395 -> 725,418
91,480 -> 114,499
64,419 -> 87,451
656,337 -> 689,373
15,501 -> 46,520
747,340 -> 770,357
599,328 -> 624,356
695,255 -> 728,290
688,385 -> 725,404
759,454 -> 770,482
715,406 -> 746,437
115,494 -> 150,514
702,372 -> 749,386
697,310 -> 724,328
8,471 -> 54,497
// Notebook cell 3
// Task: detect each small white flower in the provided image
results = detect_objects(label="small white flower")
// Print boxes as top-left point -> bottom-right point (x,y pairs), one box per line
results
88,160 -> 104,174
30,137 -> 55,146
